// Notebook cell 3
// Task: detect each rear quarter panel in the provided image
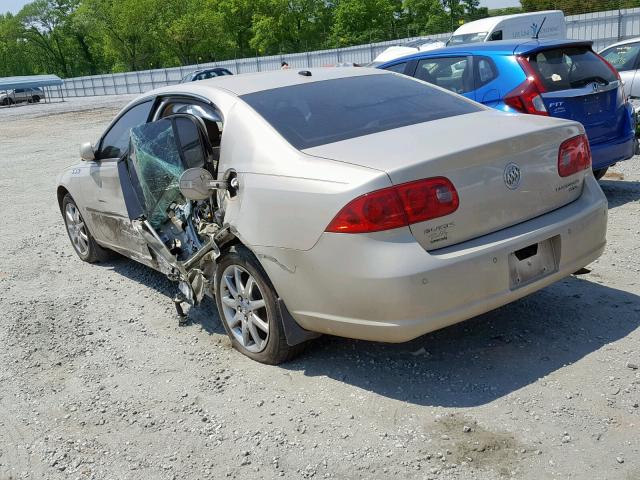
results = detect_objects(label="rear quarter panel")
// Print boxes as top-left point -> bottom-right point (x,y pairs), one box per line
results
478,54 -> 526,111
218,100 -> 392,251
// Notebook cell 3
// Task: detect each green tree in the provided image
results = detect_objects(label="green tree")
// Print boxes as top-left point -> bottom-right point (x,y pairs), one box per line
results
251,0 -> 332,54
330,0 -> 398,46
18,0 -> 79,76
79,0 -> 163,71
0,13 -> 37,76
155,0 -> 234,66
402,0 -> 449,36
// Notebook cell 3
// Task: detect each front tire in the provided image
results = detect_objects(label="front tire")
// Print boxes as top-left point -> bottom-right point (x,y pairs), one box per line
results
593,167 -> 608,180
214,246 -> 304,364
61,194 -> 111,263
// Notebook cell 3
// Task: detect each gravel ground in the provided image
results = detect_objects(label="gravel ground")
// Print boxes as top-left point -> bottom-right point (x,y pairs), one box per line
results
0,96 -> 639,480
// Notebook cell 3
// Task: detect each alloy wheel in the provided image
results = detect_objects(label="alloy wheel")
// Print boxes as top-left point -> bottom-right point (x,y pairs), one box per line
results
65,202 -> 89,256
220,265 -> 269,352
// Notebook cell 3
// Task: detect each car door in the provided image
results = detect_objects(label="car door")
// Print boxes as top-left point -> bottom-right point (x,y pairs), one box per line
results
81,99 -> 155,260
412,56 -> 476,101
13,88 -> 25,103
600,41 -> 640,101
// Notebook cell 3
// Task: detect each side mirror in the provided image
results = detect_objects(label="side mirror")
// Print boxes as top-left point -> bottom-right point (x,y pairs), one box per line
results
80,142 -> 95,161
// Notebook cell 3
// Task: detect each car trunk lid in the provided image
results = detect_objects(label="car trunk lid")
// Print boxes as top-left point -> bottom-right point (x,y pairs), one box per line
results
304,110 -> 587,250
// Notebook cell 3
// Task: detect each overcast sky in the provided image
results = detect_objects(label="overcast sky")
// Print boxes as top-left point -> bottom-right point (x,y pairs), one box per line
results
3,0 -> 521,15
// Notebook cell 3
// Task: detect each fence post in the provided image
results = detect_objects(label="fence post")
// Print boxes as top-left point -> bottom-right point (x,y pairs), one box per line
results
617,8 -> 623,40
124,73 -> 130,94
136,70 -> 142,93
164,68 -> 169,86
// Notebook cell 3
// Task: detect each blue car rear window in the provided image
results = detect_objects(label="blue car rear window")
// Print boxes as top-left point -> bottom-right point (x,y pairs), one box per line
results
241,74 -> 481,149
527,46 -> 618,91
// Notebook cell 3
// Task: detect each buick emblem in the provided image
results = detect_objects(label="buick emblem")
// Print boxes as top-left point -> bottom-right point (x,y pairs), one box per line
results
503,163 -> 521,190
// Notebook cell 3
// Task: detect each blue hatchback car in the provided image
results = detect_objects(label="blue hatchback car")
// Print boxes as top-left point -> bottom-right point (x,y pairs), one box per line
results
377,39 -> 637,178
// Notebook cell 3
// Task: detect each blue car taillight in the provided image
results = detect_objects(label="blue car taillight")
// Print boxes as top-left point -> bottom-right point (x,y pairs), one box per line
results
504,57 -> 549,116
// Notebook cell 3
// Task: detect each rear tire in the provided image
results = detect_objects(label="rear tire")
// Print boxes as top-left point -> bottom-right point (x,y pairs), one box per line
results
593,167 -> 608,180
214,246 -> 305,364
32,95 -> 40,103
61,194 -> 112,263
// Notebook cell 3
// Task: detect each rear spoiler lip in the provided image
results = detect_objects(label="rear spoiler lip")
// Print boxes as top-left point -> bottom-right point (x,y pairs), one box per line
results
513,40 -> 594,56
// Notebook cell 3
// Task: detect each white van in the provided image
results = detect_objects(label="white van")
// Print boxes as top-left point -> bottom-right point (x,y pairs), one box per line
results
447,10 -> 566,46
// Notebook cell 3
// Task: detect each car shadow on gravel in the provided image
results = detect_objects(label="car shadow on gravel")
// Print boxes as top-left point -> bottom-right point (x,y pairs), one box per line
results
285,276 -> 640,407
600,179 -> 640,209
99,257 -> 224,334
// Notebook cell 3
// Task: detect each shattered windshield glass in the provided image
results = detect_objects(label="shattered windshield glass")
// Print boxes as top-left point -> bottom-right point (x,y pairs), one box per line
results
129,119 -> 185,228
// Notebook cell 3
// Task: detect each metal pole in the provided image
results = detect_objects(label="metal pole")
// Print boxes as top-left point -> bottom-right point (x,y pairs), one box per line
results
618,6 -> 622,41
135,70 -> 143,93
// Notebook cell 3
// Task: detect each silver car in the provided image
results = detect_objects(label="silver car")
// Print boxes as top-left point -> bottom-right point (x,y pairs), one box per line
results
600,38 -> 640,103
0,87 -> 43,105
56,68 -> 608,364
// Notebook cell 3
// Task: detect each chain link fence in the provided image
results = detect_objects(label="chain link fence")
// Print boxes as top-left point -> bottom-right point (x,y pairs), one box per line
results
49,7 -> 640,98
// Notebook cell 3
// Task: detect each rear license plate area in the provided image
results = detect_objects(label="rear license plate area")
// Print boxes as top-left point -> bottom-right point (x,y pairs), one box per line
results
508,236 -> 560,290
583,93 -> 608,116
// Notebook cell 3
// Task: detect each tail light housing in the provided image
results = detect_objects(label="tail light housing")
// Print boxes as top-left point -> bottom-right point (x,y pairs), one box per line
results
326,177 -> 459,234
558,134 -> 591,177
504,56 -> 548,116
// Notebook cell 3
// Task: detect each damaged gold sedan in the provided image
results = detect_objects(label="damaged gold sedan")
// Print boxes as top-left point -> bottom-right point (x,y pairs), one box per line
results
57,68 -> 607,364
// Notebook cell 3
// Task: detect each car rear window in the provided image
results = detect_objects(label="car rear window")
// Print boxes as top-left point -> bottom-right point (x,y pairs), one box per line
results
240,74 -> 481,149
526,46 -> 617,91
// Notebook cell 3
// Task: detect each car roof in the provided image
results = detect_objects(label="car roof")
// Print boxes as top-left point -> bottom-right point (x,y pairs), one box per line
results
153,67 -> 386,97
600,37 -> 640,51
378,39 -> 593,64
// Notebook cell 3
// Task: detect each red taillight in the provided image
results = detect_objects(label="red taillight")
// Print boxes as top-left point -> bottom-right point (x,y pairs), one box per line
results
504,56 -> 548,116
558,134 -> 591,177
326,177 -> 459,234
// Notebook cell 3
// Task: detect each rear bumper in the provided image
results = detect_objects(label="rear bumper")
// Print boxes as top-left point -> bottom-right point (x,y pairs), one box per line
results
590,130 -> 636,170
256,176 -> 608,343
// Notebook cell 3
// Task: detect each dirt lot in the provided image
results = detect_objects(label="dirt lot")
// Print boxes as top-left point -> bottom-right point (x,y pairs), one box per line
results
0,96 -> 639,480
